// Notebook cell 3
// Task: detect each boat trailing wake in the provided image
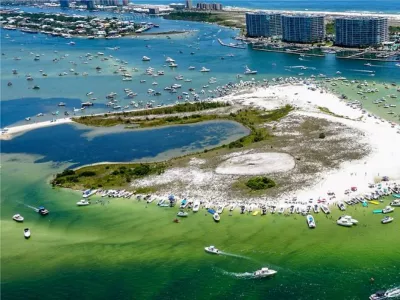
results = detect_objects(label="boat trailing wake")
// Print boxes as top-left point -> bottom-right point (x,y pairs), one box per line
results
386,287 -> 400,298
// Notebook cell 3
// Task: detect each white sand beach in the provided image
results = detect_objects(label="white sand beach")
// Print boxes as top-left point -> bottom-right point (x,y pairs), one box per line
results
133,83 -> 400,207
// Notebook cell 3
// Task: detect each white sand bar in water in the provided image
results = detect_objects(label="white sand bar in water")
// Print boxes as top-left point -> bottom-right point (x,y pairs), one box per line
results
215,152 -> 295,175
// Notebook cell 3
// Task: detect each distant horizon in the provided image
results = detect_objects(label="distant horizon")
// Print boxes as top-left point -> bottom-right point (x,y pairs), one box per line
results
130,0 -> 400,14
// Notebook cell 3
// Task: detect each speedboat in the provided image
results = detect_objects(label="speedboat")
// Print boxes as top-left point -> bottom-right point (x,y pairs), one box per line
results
390,199 -> 400,206
169,62 -> 178,68
216,205 -> 224,214
77,199 -> 90,206
381,216 -> 393,224
244,66 -> 257,75
342,215 -> 358,224
12,214 -> 24,222
321,204 -> 330,214
369,289 -> 397,300
337,202 -> 346,211
253,267 -> 277,278
165,57 -> 175,63
180,199 -> 188,209
213,213 -> 220,222
204,245 -> 220,254
193,201 -> 200,212
38,206 -> 49,216
306,215 -> 316,228
337,216 -> 353,227
24,228 -> 31,239
188,66 -> 195,70
200,67 -> 210,72
142,56 -> 150,61
382,206 -> 394,214
177,211 -> 188,217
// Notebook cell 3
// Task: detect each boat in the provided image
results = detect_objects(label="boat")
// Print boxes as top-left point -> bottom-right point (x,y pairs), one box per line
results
320,204 -> 330,214
38,206 -> 49,215
12,214 -> 24,222
157,198 -> 165,206
306,215 -> 316,228
204,245 -> 220,254
77,199 -> 90,206
216,205 -> 224,214
337,202 -> 346,211
24,228 -> 31,239
193,201 -> 200,212
342,215 -> 358,224
252,211 -> 259,216
390,200 -> 400,206
337,216 -> 353,227
213,213 -> 220,222
382,206 -> 394,214
369,289 -> 399,300
180,199 -> 188,209
142,56 -> 151,61
82,189 -> 97,198
177,211 -> 188,217
168,62 -> 178,68
244,66 -> 257,75
381,216 -> 393,224
253,267 -> 277,278
200,67 -> 210,72
188,66 -> 196,70
58,102 -> 66,106
165,57 -> 175,63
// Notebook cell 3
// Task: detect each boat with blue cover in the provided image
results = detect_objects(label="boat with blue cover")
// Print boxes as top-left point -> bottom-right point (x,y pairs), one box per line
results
373,209 -> 383,214
207,208 -> 216,214
180,199 -> 188,209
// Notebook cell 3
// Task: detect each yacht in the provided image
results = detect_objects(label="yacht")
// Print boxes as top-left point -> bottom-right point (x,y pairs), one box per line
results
306,215 -> 316,228
188,66 -> 196,70
213,213 -> 220,222
77,199 -> 90,206
180,199 -> 188,209
177,211 -> 188,217
165,57 -> 175,63
193,201 -> 200,212
12,214 -> 24,222
253,267 -> 277,278
204,245 -> 220,254
200,67 -> 210,72
381,216 -> 393,224
382,206 -> 394,214
244,66 -> 257,75
342,215 -> 358,224
390,200 -> 400,206
24,228 -> 31,239
142,56 -> 151,61
337,216 -> 353,227
169,62 -> 178,68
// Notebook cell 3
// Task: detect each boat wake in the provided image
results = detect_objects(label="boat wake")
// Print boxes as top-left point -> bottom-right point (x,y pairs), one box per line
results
23,203 -> 39,212
220,269 -> 254,279
350,69 -> 375,73
219,251 -> 252,260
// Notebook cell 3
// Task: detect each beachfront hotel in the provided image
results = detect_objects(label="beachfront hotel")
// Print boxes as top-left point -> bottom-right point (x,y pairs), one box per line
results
334,17 -> 389,47
245,12 -> 282,38
281,15 -> 325,43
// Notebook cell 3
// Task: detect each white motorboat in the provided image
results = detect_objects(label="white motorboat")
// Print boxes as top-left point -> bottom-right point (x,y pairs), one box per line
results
216,205 -> 224,214
313,204 -> 320,213
77,199 -> 90,206
229,203 -> 237,211
337,202 -> 346,211
382,206 -> 394,214
253,267 -> 277,278
169,62 -> 178,68
390,200 -> 400,206
381,216 -> 393,224
12,214 -> 24,222
213,213 -> 220,222
244,66 -> 257,75
306,215 -> 316,228
342,215 -> 358,224
82,189 -> 97,198
193,201 -> 200,212
165,57 -> 175,63
337,216 -> 353,227
24,228 -> 31,239
200,67 -> 210,72
142,56 -> 151,61
204,245 -> 220,254
188,66 -> 196,70
369,288 -> 400,300
157,198 -> 165,206
320,204 -> 330,214
177,211 -> 188,217
147,197 -> 155,203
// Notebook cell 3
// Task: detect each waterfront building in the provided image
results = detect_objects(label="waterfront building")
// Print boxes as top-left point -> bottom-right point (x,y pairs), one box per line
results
169,3 -> 186,10
281,15 -> 325,43
149,8 -> 160,15
335,17 -> 389,47
86,0 -> 95,9
60,0 -> 69,8
196,2 -> 223,10
245,12 -> 282,38
185,0 -> 192,9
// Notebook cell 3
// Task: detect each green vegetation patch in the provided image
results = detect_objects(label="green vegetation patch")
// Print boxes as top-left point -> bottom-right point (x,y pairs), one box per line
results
51,163 -> 166,189
246,176 -> 276,190
318,106 -> 345,119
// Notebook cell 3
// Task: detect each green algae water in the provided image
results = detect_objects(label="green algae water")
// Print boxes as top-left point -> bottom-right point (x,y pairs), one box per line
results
1,154 -> 400,300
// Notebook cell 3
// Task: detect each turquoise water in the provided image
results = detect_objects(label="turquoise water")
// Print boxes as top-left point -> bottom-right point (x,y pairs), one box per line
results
1,7 -> 400,300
